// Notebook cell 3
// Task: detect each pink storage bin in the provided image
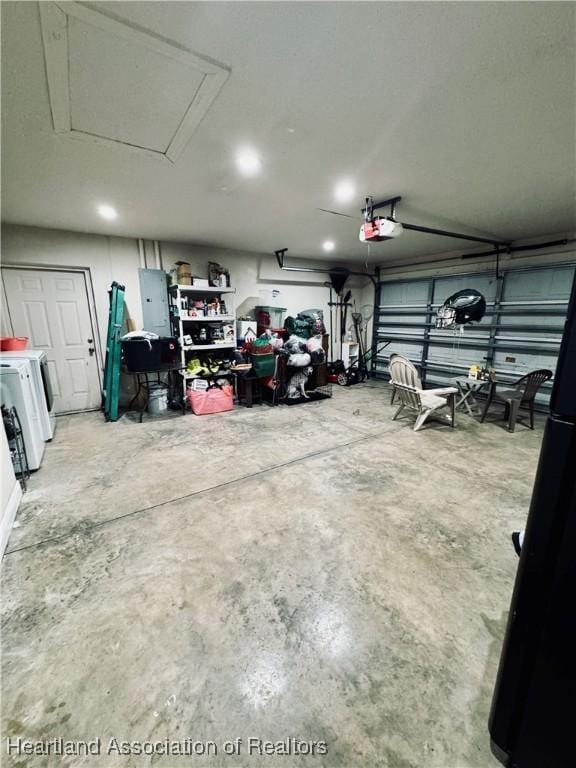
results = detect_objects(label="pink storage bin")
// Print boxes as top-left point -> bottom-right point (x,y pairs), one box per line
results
187,384 -> 234,415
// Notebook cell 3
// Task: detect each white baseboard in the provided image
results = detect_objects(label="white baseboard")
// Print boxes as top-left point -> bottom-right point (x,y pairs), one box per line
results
1,481 -> 22,558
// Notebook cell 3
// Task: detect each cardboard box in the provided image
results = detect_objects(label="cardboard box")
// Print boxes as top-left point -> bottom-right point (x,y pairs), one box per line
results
175,261 -> 192,285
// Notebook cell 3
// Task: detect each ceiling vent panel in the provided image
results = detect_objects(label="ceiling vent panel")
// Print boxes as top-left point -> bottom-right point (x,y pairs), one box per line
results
39,2 -> 230,162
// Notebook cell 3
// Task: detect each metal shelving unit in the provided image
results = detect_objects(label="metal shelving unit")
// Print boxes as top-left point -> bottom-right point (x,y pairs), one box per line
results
169,284 -> 236,406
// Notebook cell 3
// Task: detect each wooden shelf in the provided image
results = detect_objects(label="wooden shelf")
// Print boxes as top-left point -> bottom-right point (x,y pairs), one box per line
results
181,343 -> 236,351
169,284 -> 236,294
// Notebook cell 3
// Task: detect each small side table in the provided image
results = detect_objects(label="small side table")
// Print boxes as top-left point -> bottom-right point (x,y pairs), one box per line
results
451,377 -> 491,416
233,371 -> 263,408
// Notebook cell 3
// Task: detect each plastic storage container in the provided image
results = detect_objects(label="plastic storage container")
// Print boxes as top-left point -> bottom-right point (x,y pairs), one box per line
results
255,306 -> 286,336
187,384 -> 233,415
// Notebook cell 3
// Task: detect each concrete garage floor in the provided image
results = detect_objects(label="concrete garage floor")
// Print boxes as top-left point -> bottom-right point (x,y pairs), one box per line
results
1,383 -> 544,768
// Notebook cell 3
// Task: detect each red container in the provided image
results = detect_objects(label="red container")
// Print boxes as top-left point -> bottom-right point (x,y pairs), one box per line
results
187,385 -> 234,415
0,336 -> 28,351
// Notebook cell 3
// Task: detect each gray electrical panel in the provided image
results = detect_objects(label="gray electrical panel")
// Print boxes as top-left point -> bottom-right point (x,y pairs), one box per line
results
139,268 -> 171,337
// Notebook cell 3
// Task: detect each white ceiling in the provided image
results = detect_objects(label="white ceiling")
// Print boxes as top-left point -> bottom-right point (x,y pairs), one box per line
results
1,1 -> 575,263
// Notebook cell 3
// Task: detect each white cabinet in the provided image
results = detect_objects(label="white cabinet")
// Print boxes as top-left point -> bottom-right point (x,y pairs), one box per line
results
341,341 -> 359,369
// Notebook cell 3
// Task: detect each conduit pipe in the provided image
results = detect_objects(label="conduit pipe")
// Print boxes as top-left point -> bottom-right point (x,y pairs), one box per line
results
137,238 -> 146,268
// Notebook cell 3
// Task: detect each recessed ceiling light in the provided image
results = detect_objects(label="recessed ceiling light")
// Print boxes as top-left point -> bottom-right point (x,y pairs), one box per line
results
97,204 -> 117,221
323,240 -> 335,252
235,147 -> 261,177
334,180 -> 356,204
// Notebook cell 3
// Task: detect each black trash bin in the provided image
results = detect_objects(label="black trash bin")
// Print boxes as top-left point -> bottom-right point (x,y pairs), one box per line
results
122,338 -> 162,372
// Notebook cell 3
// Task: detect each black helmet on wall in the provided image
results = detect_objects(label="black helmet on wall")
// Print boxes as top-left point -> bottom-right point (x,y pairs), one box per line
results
436,289 -> 486,329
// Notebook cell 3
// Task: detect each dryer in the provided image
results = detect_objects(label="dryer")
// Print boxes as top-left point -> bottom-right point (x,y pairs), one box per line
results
0,350 -> 55,440
0,360 -> 45,470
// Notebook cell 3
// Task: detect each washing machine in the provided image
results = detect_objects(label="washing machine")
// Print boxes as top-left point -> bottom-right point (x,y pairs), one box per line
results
0,350 -> 55,440
0,359 -> 45,470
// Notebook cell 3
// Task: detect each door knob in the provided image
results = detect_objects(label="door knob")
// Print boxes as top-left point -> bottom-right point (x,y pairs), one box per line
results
87,338 -> 93,343
89,347 -> 95,356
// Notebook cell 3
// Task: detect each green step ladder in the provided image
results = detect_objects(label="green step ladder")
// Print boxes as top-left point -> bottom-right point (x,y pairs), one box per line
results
103,281 -> 125,422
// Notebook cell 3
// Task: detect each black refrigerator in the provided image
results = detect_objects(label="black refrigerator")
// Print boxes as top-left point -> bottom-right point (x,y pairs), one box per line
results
489,275 -> 576,768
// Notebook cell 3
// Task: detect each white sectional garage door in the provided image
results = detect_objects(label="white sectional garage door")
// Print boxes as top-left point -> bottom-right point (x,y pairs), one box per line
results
373,263 -> 575,408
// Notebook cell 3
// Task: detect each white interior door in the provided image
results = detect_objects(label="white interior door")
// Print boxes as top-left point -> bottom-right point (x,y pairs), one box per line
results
2,268 -> 101,413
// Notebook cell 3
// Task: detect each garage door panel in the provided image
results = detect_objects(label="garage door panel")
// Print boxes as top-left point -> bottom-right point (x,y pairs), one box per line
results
380,281 -> 429,305
426,344 -> 487,387
502,314 -> 565,330
430,326 -> 490,341
427,342 -> 486,361
379,326 -> 427,336
433,275 -> 498,305
377,311 -> 427,322
495,335 -> 562,348
375,339 -> 423,374
425,369 -> 466,387
503,267 -> 575,302
492,349 -> 558,374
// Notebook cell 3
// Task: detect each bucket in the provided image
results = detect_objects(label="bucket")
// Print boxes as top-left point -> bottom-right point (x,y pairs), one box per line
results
148,383 -> 168,414
0,336 -> 29,351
